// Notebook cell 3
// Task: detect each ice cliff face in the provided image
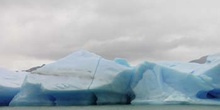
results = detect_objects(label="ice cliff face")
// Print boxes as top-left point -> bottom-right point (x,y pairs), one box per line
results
0,50 -> 220,106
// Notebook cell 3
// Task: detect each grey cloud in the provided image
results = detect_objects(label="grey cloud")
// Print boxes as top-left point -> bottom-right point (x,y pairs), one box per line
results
0,0 -> 220,70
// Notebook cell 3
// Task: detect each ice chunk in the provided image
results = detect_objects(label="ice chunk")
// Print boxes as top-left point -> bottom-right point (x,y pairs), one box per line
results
0,68 -> 28,106
10,50 -> 101,106
131,54 -> 220,105
6,51 -> 220,106
10,50 -> 134,106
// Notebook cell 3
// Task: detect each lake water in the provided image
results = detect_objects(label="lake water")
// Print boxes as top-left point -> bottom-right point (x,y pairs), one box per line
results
0,105 -> 220,110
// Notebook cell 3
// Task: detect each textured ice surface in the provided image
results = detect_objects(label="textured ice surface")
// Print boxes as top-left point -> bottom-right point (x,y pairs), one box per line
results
1,51 -> 220,106
10,50 -> 134,106
131,54 -> 220,105
0,68 -> 28,106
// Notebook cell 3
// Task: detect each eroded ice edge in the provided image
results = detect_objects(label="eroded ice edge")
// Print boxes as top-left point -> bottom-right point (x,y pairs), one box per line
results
0,50 -> 220,106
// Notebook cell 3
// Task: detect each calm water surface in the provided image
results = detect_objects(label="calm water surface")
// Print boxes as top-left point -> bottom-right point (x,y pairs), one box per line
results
0,105 -> 220,110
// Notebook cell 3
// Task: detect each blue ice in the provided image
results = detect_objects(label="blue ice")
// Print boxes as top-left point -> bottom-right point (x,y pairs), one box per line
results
0,51 -> 220,106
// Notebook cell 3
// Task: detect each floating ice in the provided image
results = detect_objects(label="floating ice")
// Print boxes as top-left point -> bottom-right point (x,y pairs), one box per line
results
10,50 -> 134,106
1,51 -> 220,106
0,68 -> 28,106
131,54 -> 220,105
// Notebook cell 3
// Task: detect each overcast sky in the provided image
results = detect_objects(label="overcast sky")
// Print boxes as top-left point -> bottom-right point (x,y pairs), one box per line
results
1,0 -> 220,70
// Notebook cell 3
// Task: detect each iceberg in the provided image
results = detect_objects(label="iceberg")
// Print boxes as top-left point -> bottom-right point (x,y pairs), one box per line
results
131,54 -> 220,105
10,50 -> 134,106
0,68 -> 28,106
0,50 -> 220,106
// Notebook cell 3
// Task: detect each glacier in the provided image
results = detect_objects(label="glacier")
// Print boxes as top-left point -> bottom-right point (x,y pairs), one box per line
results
0,50 -> 220,106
